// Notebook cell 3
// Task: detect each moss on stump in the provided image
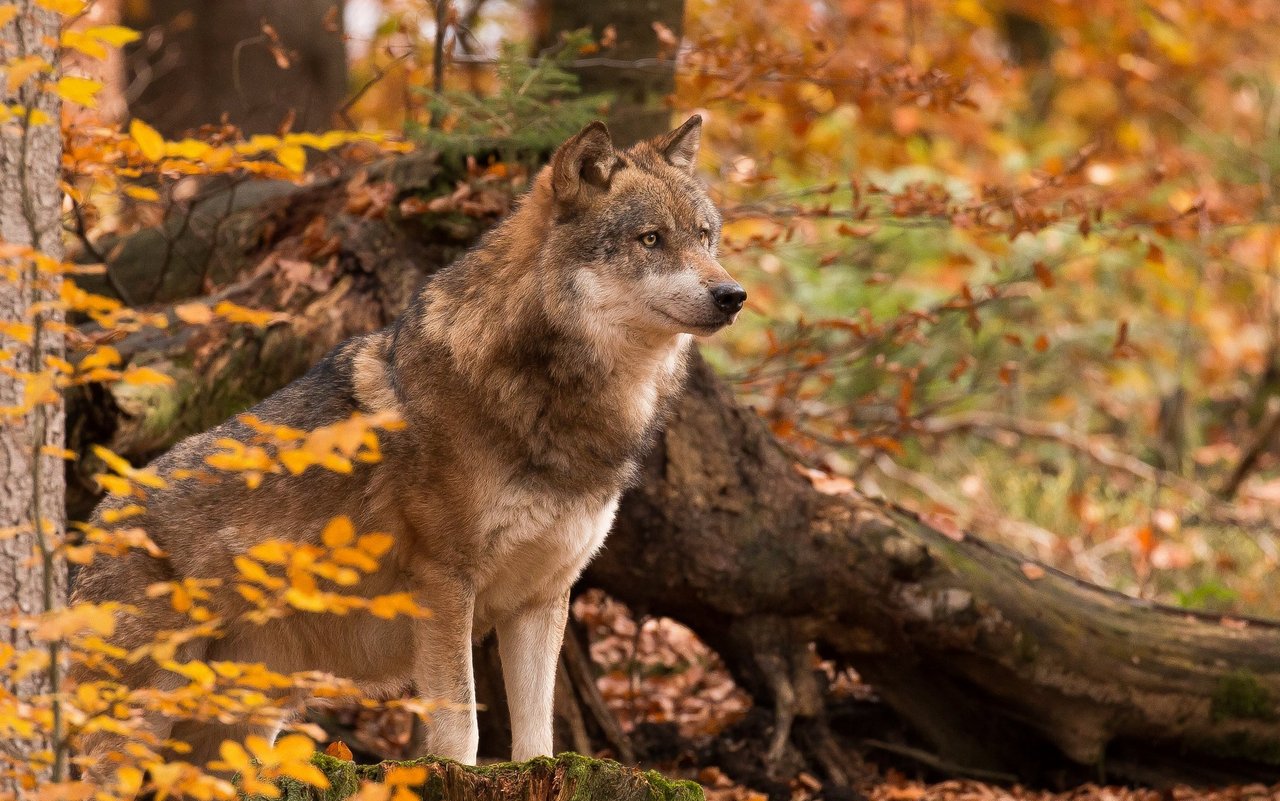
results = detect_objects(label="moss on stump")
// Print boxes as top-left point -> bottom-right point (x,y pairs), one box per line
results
278,752 -> 704,801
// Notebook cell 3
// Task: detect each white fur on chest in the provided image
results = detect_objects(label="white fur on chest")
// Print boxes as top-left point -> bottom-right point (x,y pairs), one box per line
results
471,483 -> 619,629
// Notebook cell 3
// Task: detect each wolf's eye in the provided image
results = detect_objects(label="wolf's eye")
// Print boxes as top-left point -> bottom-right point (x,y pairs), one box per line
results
699,228 -> 712,248
640,231 -> 661,248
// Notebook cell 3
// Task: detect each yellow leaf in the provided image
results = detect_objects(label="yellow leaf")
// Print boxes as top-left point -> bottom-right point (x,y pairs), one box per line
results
284,587 -> 327,612
11,105 -> 51,125
0,6 -> 18,28
272,733 -> 315,764
22,371 -> 56,409
215,739 -> 254,772
166,138 -> 211,160
95,475 -> 134,496
100,504 -> 144,523
280,762 -> 329,788
331,547 -> 378,572
114,767 -> 144,798
6,55 -> 51,92
123,185 -> 160,202
130,119 -> 166,163
166,659 -> 216,687
173,302 -> 214,324
248,540 -> 290,565
40,445 -> 78,460
120,366 -> 175,386
368,593 -> 428,620
276,144 -> 307,174
53,75 -> 103,107
85,24 -> 140,46
90,442 -> 133,473
312,562 -> 360,586
358,532 -> 394,557
319,453 -> 353,474
385,766 -> 428,785
0,321 -> 34,344
60,30 -> 107,60
35,0 -> 86,14
79,345 -> 120,371
246,734 -> 279,765
278,449 -> 315,475
350,783 -> 392,801
235,556 -> 276,586
321,516 -> 354,548
213,300 -> 279,326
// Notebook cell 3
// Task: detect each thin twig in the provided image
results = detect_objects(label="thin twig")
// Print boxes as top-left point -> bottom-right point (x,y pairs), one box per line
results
337,49 -> 415,129
1220,398 -> 1280,499
862,739 -> 1020,784
69,198 -> 133,305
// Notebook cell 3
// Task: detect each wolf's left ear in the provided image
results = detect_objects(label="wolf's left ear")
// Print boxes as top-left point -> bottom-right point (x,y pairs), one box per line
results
652,114 -> 702,174
550,121 -> 619,206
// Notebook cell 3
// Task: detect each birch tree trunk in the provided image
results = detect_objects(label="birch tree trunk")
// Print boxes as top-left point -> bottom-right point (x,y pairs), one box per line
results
0,0 -> 67,788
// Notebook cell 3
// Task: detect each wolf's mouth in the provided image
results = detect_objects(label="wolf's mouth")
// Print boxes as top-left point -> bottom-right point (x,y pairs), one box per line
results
649,306 -> 730,334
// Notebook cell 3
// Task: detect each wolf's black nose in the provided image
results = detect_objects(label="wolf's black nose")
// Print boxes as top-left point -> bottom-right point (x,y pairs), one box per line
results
710,283 -> 747,315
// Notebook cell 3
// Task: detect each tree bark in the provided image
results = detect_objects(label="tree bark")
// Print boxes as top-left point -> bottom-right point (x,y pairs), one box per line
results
0,0 -> 67,788
65,157 -> 1280,786
121,0 -> 347,136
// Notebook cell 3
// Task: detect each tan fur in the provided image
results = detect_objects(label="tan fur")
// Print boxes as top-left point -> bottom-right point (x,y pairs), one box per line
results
70,117 -> 743,778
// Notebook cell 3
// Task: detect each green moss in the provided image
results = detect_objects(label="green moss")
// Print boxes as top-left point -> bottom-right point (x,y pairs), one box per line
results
276,752 -> 703,801
1212,671 -> 1277,722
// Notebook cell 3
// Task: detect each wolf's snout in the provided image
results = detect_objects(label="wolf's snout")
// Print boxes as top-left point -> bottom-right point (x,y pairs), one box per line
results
709,282 -> 747,315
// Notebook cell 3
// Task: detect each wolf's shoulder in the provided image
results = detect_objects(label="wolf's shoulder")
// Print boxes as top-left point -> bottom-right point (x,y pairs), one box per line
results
257,327 -> 400,427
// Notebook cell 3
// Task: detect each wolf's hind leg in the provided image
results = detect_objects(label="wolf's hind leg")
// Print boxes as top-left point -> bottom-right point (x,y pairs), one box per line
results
497,591 -> 569,761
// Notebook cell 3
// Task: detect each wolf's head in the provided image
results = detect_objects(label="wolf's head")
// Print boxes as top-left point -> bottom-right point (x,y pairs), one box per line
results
536,115 -> 745,339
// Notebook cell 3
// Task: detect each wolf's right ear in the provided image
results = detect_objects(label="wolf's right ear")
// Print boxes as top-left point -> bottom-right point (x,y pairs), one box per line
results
550,121 -> 618,206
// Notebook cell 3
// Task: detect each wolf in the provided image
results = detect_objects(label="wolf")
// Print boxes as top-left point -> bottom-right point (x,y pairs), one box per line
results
71,115 -> 744,776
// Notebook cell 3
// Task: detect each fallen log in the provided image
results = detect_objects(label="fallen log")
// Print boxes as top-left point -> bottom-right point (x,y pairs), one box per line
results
66,153 -> 1280,787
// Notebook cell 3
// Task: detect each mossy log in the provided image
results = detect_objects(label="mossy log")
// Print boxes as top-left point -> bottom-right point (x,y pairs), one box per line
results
66,153 -> 1280,786
283,753 -> 702,801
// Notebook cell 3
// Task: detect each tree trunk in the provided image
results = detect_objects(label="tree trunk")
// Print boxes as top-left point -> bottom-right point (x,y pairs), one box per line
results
0,0 -> 67,788
121,0 -> 347,136
536,0 -> 685,145
65,157 -> 1280,787
293,753 -> 701,801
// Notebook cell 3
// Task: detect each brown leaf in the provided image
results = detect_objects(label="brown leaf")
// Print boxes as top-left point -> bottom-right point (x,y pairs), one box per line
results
325,740 -> 353,761
652,21 -> 679,56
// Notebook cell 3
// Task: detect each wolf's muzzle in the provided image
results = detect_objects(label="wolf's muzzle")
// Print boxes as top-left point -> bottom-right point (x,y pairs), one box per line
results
709,282 -> 748,315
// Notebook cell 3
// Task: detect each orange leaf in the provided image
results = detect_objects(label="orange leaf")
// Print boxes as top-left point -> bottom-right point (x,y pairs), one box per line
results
325,740 -> 353,761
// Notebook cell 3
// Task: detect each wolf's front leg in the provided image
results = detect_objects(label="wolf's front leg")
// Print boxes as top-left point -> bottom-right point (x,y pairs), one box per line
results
413,577 -> 479,763
497,591 -> 570,761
